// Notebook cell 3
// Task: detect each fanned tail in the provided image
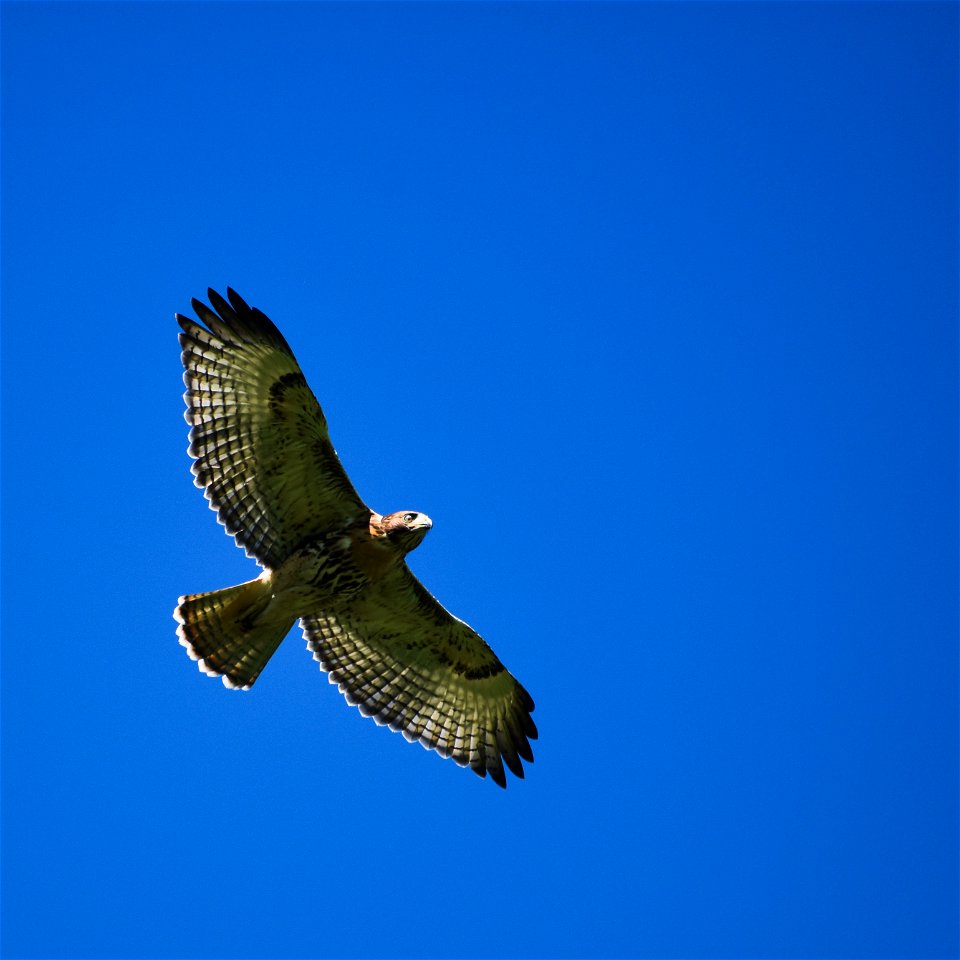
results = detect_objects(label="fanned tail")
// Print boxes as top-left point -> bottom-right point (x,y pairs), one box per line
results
174,578 -> 293,689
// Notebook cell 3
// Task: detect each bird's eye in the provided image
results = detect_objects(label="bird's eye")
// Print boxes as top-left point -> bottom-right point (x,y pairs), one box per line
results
402,513 -> 416,523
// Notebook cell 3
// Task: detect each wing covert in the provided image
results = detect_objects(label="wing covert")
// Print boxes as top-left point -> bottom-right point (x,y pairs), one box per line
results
178,288 -> 368,568
301,567 -> 537,787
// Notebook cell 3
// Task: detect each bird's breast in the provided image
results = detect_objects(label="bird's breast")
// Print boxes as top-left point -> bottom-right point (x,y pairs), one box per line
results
268,527 -> 400,615
349,529 -> 402,580
269,534 -> 364,609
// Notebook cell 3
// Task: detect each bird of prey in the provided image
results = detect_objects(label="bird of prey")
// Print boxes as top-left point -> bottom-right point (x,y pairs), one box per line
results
174,288 -> 536,787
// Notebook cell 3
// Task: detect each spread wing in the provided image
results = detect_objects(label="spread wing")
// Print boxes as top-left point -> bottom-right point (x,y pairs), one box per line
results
302,567 -> 537,787
178,288 -> 368,568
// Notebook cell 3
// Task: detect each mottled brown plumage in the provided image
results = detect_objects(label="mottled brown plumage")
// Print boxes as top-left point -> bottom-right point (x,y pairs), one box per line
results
174,288 -> 536,787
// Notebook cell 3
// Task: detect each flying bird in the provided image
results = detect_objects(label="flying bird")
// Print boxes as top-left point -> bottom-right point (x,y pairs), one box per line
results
174,288 -> 536,787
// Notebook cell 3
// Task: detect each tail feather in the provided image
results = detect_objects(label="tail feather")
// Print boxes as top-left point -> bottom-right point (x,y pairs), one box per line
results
174,578 -> 293,689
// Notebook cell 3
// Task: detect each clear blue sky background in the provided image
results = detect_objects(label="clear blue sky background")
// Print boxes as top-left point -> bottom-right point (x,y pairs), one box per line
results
2,3 -> 956,959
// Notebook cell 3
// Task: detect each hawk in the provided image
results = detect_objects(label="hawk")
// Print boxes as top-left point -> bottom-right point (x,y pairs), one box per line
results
174,288 -> 536,787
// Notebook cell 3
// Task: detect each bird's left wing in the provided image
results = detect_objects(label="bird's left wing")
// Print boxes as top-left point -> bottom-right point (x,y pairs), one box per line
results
302,567 -> 537,787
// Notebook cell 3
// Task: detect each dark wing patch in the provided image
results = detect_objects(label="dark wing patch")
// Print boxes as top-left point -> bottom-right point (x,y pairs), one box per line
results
178,288 -> 368,568
301,566 -> 537,787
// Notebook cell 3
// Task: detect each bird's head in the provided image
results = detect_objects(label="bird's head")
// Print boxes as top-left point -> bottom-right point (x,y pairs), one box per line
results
381,511 -> 433,554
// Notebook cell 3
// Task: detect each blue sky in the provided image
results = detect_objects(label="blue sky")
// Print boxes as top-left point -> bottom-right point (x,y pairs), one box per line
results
1,3 -> 956,958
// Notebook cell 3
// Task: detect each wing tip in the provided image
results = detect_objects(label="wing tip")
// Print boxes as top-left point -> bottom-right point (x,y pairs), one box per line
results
182,286 -> 293,353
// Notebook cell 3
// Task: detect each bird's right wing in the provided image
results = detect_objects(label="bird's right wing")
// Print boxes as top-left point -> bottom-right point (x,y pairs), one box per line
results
178,288 -> 368,568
